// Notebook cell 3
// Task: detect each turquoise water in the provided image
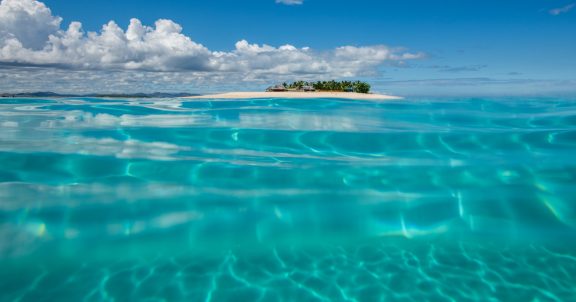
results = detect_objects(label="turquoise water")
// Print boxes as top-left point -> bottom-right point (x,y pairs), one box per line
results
1,96 -> 576,301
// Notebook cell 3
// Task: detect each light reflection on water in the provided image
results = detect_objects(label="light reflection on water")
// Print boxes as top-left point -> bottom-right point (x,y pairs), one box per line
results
1,96 -> 576,301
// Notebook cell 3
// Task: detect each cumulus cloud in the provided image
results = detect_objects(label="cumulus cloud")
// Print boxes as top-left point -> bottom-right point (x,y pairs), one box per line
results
0,0 -> 424,91
1,14 -> 213,71
549,3 -> 575,15
0,0 -> 61,50
276,0 -> 304,5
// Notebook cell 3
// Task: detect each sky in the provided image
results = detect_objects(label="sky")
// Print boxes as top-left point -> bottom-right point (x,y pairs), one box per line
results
0,0 -> 575,96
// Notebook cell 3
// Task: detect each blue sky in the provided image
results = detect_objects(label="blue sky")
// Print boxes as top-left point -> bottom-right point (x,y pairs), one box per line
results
1,0 -> 575,95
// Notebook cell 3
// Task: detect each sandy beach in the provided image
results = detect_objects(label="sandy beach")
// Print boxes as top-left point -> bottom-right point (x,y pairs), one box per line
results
186,91 -> 401,100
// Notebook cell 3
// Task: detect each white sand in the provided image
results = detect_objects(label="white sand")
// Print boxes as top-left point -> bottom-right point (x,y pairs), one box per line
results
186,91 -> 401,100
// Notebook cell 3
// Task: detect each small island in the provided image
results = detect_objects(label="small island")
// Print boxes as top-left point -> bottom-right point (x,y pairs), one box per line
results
189,80 -> 400,100
268,80 -> 372,94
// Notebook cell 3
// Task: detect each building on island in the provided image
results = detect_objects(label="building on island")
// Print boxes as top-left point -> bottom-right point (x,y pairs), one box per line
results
266,84 -> 287,92
266,84 -> 316,92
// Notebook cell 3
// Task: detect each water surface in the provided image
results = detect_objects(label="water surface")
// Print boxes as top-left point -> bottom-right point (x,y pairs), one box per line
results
1,96 -> 575,301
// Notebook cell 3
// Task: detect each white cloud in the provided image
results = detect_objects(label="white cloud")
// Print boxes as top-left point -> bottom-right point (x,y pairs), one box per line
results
549,3 -> 575,15
276,0 -> 304,5
0,0 -> 424,91
1,14 -> 213,71
0,0 -> 61,50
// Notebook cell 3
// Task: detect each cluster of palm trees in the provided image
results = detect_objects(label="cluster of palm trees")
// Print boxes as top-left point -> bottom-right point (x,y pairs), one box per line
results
282,80 -> 371,94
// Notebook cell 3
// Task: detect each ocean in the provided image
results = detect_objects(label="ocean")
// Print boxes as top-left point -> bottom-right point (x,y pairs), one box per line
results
1,96 -> 575,301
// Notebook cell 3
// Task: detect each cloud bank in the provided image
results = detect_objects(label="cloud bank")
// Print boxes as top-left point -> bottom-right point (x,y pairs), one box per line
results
0,0 -> 422,91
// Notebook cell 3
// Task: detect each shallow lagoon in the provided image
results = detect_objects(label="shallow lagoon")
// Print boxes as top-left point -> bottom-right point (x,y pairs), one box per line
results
1,97 -> 576,301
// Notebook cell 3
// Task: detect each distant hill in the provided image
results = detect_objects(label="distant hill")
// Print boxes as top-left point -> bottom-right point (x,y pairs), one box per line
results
0,92 -> 197,98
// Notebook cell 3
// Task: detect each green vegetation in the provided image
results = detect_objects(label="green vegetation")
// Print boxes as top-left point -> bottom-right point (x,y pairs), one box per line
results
282,80 -> 371,94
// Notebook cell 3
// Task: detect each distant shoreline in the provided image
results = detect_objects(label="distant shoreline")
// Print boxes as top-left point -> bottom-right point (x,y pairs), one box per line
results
186,91 -> 401,100
0,92 -> 195,98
